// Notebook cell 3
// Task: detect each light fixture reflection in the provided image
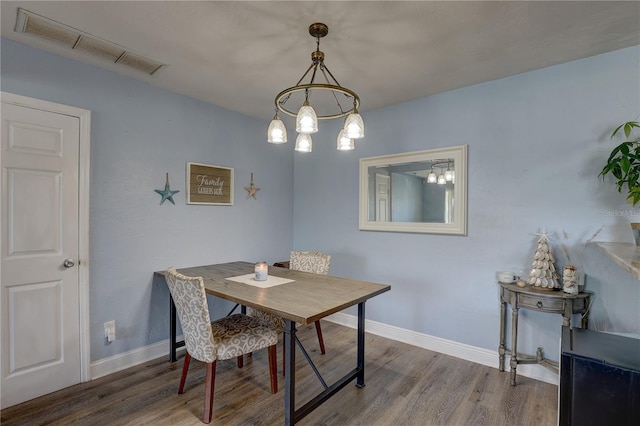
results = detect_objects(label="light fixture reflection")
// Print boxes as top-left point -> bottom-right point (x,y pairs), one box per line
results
445,168 -> 455,182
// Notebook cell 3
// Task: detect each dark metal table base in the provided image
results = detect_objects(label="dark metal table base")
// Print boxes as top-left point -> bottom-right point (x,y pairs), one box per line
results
169,296 -> 368,425
284,302 -> 366,425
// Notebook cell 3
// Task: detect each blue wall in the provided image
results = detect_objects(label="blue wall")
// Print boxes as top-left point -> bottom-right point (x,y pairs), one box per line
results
293,45 -> 640,358
1,38 -> 294,361
2,36 -> 639,366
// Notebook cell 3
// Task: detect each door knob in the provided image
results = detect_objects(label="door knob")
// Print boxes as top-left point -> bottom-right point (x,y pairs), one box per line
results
63,258 -> 75,268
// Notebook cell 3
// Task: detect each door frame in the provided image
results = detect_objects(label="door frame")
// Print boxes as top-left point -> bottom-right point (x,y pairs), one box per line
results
1,92 -> 91,383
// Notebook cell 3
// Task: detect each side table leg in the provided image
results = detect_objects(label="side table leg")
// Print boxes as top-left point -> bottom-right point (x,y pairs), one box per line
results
582,296 -> 590,329
509,307 -> 519,386
499,299 -> 506,372
562,299 -> 572,327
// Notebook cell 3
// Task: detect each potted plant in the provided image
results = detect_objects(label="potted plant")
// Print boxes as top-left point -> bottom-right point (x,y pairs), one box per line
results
599,120 -> 640,205
600,120 -> 640,244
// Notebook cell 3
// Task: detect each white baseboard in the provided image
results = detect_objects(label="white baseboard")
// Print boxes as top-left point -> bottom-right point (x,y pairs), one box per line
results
91,317 -> 558,386
90,336 -> 185,380
324,312 -> 559,386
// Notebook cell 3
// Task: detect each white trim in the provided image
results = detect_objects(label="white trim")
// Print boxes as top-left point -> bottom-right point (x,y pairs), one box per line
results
89,313 -> 558,386
91,337 -> 186,380
359,145 -> 468,235
1,92 -> 92,382
325,312 -> 559,385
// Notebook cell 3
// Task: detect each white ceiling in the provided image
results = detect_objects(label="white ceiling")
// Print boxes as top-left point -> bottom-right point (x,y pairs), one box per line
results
2,1 -> 639,121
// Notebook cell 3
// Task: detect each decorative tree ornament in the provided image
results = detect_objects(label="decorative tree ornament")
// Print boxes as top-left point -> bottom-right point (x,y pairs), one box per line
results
244,173 -> 261,200
154,172 -> 180,205
526,229 -> 561,290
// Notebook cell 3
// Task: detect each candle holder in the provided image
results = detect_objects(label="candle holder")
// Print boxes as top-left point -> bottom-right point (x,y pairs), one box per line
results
255,261 -> 268,281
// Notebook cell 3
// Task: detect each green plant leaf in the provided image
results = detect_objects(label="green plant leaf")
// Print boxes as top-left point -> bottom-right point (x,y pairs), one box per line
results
611,123 -> 626,139
620,143 -> 630,155
606,143 -> 627,162
621,156 -> 631,173
612,166 -> 622,180
628,186 -> 640,206
625,123 -> 633,138
603,121 -> 640,203
611,121 -> 639,139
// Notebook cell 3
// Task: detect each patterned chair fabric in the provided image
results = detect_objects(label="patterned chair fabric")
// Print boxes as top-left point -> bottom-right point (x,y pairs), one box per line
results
290,250 -> 331,275
165,267 -> 278,363
165,267 -> 279,423
249,308 -> 286,331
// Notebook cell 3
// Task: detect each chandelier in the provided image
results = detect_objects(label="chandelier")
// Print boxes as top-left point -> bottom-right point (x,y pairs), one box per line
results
267,23 -> 365,152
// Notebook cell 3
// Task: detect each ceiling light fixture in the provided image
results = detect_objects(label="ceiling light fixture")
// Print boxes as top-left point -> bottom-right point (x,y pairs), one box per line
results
267,23 -> 364,152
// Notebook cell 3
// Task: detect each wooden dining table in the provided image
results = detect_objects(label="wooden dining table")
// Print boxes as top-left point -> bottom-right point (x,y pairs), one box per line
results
154,261 -> 390,425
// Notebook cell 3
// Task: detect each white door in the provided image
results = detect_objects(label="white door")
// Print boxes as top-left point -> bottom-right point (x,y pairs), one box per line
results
375,174 -> 390,222
1,94 -> 90,408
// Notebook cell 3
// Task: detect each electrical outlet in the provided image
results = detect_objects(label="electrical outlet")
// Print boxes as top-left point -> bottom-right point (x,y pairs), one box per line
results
104,320 -> 116,343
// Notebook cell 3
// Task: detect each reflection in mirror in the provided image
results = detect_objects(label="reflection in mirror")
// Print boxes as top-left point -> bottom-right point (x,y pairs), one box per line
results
359,145 -> 467,235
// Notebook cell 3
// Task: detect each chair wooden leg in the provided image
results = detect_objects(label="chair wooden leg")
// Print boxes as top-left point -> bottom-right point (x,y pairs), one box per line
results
315,320 -> 326,354
268,344 -> 278,393
237,355 -> 243,368
203,361 -> 216,424
178,353 -> 191,394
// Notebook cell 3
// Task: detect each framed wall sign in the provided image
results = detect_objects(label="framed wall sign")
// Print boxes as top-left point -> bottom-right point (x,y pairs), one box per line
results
186,162 -> 234,205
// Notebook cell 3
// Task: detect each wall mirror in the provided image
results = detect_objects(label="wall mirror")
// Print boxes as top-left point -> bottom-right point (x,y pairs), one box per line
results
359,145 -> 467,235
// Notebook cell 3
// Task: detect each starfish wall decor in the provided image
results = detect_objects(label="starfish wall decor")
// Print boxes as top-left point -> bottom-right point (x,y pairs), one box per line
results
244,173 -> 261,200
154,172 -> 180,205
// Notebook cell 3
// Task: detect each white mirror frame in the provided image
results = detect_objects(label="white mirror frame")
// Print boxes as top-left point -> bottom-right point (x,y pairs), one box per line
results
359,145 -> 468,235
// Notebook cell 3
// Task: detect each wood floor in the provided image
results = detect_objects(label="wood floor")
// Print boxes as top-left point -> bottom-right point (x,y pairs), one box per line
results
1,321 -> 558,425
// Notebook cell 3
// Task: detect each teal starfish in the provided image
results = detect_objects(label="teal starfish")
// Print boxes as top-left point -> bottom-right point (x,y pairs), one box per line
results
155,173 -> 180,205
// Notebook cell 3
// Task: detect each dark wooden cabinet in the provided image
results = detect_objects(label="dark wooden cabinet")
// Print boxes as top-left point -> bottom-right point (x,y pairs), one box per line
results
559,326 -> 640,425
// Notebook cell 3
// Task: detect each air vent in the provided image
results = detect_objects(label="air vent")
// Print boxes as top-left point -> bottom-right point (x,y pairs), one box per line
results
15,8 -> 164,75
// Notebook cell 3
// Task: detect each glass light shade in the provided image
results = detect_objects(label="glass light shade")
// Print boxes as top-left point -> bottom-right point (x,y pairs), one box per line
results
296,102 -> 318,134
445,169 -> 455,182
344,111 -> 365,139
336,129 -> 355,151
267,116 -> 287,143
437,174 -> 446,184
295,133 -> 312,152
427,171 -> 437,183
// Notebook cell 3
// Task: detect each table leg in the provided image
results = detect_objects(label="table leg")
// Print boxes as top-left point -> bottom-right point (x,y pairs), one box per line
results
499,297 -> 506,372
356,302 -> 366,388
170,294 -> 177,363
284,319 -> 296,426
509,306 -> 519,386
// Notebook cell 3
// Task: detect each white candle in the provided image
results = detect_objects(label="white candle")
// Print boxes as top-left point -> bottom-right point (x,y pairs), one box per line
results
255,261 -> 268,281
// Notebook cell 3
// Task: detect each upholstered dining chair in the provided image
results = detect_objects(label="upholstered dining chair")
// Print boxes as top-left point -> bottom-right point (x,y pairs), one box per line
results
165,267 -> 278,424
249,250 -> 331,371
